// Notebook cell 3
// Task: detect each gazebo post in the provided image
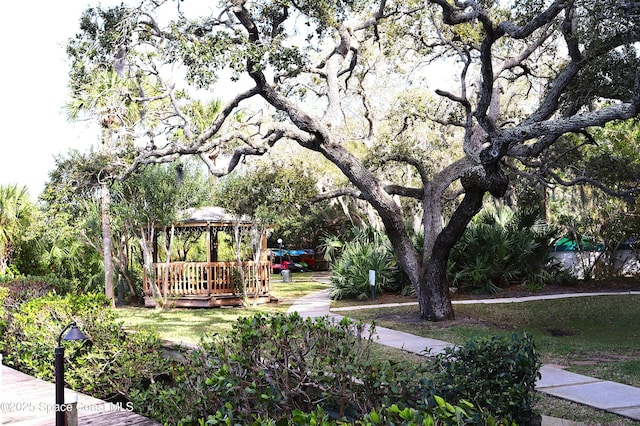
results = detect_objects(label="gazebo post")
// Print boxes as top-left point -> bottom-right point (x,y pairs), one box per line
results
206,225 -> 212,296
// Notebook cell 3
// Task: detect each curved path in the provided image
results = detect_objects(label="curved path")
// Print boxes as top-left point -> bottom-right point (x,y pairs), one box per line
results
288,280 -> 640,424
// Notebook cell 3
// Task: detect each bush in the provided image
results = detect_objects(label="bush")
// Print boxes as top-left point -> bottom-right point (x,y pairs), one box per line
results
0,286 -> 8,336
135,311 -> 512,425
0,293 -> 171,404
173,399 -> 505,425
0,275 -> 74,307
428,333 -> 541,425
328,227 -> 409,299
132,312 -> 437,424
330,241 -> 398,299
448,206 -> 561,293
0,292 -> 538,426
290,401 -> 506,426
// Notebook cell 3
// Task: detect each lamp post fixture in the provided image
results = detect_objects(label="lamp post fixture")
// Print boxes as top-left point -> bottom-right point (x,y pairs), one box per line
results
277,238 -> 283,270
55,322 -> 88,426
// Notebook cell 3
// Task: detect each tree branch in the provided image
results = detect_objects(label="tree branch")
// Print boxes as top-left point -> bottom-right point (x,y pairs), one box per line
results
311,188 -> 363,203
545,171 -> 639,203
382,154 -> 430,190
497,0 -> 569,39
504,101 -> 639,159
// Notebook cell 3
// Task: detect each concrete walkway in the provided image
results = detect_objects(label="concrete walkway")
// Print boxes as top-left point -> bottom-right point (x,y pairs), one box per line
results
288,285 -> 640,423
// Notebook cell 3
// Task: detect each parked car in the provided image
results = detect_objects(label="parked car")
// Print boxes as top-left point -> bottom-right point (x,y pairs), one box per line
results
271,261 -> 304,273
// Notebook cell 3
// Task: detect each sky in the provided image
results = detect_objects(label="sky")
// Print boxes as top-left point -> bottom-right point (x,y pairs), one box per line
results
0,1 -> 123,200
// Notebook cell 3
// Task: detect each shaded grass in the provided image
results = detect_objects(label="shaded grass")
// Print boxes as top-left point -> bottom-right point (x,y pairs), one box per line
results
116,272 -> 328,344
344,295 -> 640,387
269,272 -> 329,303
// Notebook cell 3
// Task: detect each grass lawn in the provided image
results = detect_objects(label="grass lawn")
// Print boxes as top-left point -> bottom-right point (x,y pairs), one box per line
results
115,272 -> 328,343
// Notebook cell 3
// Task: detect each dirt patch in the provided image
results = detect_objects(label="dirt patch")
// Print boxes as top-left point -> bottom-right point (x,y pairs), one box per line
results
545,328 -> 575,337
569,354 -> 637,365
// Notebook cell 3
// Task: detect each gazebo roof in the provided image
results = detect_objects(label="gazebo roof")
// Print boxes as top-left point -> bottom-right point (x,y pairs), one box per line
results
178,206 -> 253,226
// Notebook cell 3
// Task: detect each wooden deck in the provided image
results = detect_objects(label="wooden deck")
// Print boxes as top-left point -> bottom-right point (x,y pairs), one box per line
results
0,364 -> 158,425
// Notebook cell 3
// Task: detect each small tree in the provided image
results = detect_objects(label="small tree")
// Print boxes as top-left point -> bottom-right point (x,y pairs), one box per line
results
116,160 -> 211,307
213,163 -> 317,305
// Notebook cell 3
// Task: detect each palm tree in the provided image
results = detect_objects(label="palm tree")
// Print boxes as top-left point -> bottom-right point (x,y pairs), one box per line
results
0,184 -> 34,274
66,69 -> 146,305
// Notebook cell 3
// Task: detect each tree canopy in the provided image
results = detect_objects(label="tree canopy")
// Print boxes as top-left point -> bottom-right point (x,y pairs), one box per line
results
67,0 -> 640,320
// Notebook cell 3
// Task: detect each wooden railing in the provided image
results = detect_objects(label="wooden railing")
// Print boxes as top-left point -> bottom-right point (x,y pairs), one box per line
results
143,261 -> 271,297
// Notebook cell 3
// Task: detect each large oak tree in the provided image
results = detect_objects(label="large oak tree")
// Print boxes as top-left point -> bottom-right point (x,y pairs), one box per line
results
68,0 -> 640,320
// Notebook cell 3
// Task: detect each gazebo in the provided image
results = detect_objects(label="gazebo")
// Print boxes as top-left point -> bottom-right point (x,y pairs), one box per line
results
143,207 -> 272,308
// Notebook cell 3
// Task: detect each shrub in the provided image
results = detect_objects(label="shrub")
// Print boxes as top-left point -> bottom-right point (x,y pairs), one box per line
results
176,400 -> 505,425
448,206 -> 561,293
194,313 -> 423,421
0,275 -> 74,308
330,241 -> 399,299
427,333 -> 541,425
328,227 -> 409,299
0,293 -> 171,404
291,401 -> 506,426
133,311 -> 512,425
132,312 -> 437,424
0,286 -> 8,336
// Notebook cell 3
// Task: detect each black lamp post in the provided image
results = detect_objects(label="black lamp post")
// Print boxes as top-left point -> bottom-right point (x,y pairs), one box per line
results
55,322 -> 88,426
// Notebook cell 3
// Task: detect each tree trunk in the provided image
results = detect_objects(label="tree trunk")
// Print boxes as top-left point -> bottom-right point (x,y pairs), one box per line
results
101,182 -> 115,307
251,225 -> 264,308
419,257 -> 454,321
418,188 -> 486,321
232,221 -> 247,305
113,237 -> 138,303
162,225 -> 176,298
139,229 -> 166,308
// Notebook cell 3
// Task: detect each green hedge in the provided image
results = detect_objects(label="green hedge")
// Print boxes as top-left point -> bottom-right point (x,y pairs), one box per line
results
131,313 -> 536,425
132,312 -> 435,423
0,275 -> 74,305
